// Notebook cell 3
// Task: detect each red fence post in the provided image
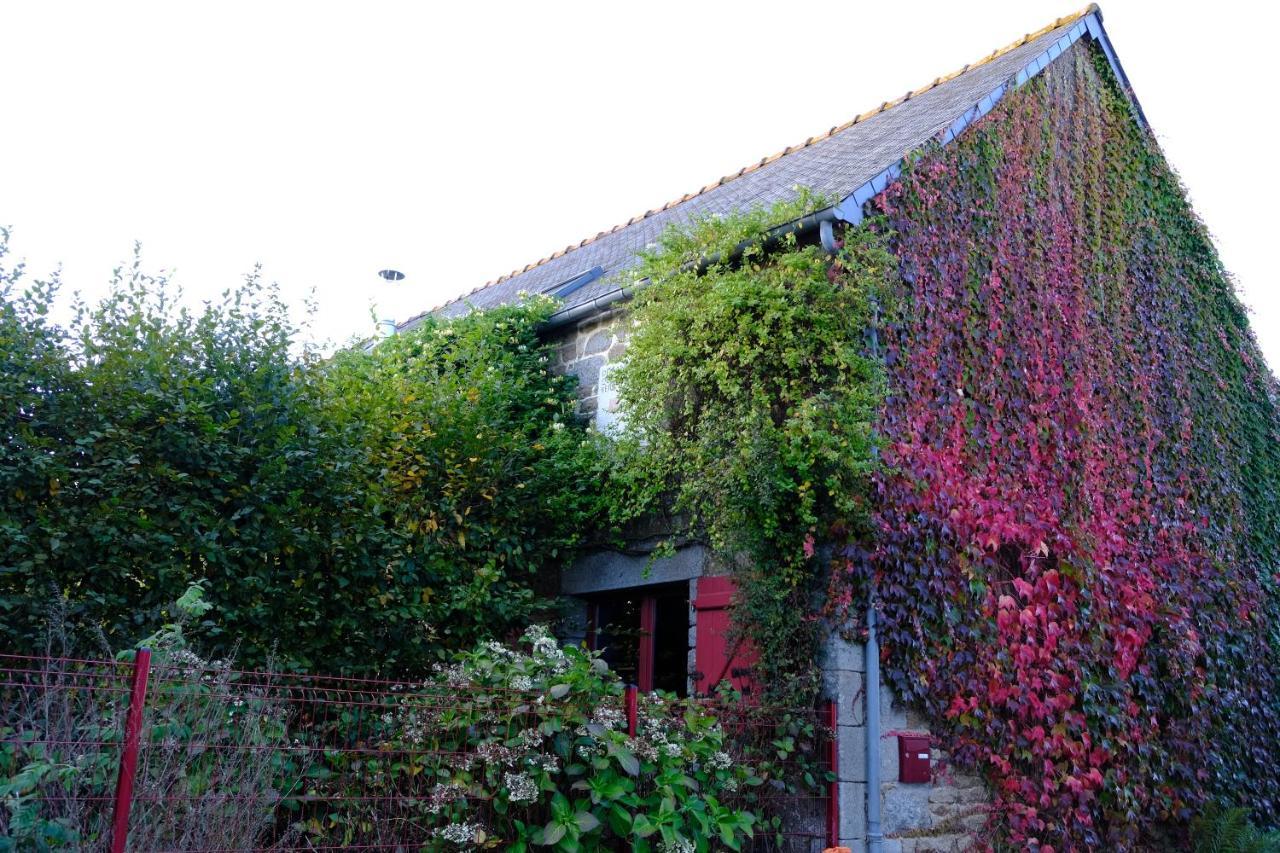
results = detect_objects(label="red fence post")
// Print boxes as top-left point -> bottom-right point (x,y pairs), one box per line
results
827,699 -> 840,849
625,684 -> 638,737
110,647 -> 151,853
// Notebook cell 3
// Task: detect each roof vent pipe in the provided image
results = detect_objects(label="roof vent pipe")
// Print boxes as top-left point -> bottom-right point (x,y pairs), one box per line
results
375,269 -> 407,339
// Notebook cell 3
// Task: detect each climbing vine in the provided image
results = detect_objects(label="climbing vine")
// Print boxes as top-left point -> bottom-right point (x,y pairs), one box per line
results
610,195 -> 895,701
865,44 -> 1280,847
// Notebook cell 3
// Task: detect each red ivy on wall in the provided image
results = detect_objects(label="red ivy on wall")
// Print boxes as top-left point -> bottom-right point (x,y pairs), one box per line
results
863,42 -> 1280,849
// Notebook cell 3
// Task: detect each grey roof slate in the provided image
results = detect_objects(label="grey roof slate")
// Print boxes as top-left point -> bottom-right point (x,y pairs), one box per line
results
403,9 -> 1093,330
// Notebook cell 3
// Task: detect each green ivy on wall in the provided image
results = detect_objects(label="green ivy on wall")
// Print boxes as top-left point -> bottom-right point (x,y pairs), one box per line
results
866,43 -> 1280,846
608,194 -> 896,701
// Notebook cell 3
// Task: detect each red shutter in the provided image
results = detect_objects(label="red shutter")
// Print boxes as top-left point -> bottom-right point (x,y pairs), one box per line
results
692,576 -> 758,698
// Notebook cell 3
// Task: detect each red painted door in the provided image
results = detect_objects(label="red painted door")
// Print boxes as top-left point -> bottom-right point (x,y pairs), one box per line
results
692,575 -> 758,698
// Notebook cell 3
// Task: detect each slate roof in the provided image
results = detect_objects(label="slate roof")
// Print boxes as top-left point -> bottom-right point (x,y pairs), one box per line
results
403,5 -> 1099,330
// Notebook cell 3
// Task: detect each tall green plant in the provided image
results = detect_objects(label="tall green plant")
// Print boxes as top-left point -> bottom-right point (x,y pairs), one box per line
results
317,297 -> 609,651
610,197 -> 895,699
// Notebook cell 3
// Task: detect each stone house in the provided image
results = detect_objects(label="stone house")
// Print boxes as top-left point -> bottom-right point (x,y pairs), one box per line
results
394,6 -> 1242,851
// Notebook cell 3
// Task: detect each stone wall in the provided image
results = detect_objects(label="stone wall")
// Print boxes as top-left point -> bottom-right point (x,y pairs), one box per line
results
551,309 -> 629,424
876,686 -> 988,853
820,625 -> 868,849
819,625 -> 989,853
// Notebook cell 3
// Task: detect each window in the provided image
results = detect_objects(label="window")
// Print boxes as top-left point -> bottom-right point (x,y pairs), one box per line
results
586,583 -> 689,696
595,361 -> 625,435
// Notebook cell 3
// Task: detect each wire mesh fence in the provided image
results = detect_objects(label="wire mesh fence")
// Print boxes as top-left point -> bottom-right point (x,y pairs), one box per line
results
1,652 -> 835,851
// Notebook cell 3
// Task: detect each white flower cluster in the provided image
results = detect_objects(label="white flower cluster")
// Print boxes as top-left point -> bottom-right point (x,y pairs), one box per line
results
658,838 -> 694,853
504,771 -> 538,803
476,740 -> 517,766
483,640 -> 516,661
435,821 -> 482,845
522,624 -> 569,672
630,735 -> 658,762
168,649 -> 207,679
432,662 -> 471,689
510,675 -> 533,691
592,705 -> 624,730
635,711 -> 683,761
427,783 -> 465,815
516,728 -> 542,749
707,750 -> 733,771
382,703 -> 437,747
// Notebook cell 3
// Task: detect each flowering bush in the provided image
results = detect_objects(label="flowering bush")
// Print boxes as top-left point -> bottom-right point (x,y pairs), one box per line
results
311,627 -> 757,851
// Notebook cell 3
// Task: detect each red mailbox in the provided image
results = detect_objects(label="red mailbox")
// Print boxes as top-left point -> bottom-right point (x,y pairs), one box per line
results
898,735 -> 931,783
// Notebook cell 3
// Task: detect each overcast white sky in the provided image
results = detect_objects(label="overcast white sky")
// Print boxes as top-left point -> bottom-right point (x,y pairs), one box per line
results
2,1 -> 1275,367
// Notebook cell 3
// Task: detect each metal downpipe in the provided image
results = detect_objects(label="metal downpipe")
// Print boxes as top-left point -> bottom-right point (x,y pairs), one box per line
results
865,291 -> 885,853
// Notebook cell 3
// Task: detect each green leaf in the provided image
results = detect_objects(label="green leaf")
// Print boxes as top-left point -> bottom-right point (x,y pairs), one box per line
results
632,814 -> 657,838
608,743 -> 640,776
608,804 -> 632,835
540,822 -> 566,846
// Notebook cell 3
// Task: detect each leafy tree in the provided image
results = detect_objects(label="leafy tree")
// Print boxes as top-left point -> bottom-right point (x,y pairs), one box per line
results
0,231 -> 604,673
317,298 -> 609,654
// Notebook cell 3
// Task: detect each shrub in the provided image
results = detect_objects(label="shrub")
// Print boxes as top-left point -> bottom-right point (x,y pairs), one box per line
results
0,231 -> 606,674
308,627 -> 757,852
0,585 -> 306,850
317,299 -> 610,659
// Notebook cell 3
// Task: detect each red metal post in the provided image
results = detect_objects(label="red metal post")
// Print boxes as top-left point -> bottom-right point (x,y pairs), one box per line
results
625,684 -> 638,737
827,699 -> 840,848
110,647 -> 151,853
